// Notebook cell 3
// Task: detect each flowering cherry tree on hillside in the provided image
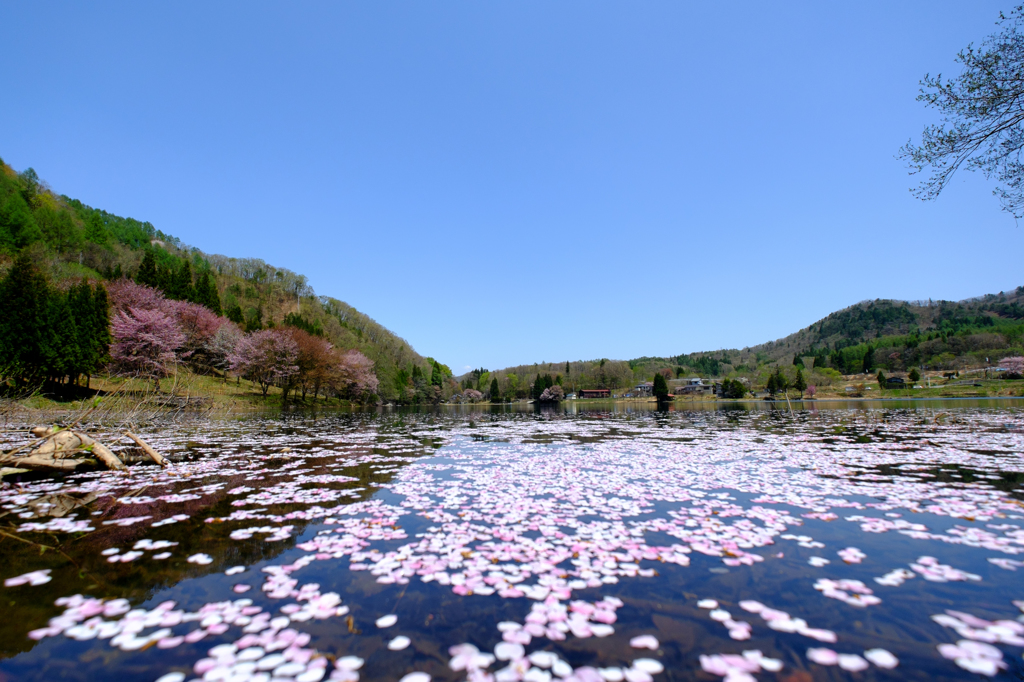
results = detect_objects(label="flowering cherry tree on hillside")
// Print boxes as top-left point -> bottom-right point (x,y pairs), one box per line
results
287,328 -> 336,400
165,299 -> 227,370
110,307 -> 186,390
1001,356 -> 1024,378
205,323 -> 242,380
106,279 -> 166,314
228,329 -> 299,396
333,349 -> 379,400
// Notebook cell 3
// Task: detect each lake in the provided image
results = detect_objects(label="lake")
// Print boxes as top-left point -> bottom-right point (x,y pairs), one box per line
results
1,402 -> 1023,682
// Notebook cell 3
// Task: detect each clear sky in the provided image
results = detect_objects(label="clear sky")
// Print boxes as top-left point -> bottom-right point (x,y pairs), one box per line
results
1,2 -> 1020,373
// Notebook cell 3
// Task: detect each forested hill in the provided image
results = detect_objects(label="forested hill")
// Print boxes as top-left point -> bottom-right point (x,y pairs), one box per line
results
739,292 -> 1023,361
460,290 -> 1024,399
0,157 -> 431,401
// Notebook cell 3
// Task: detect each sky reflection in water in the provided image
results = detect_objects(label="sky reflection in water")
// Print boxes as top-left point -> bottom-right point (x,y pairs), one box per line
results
1,405 -> 1023,682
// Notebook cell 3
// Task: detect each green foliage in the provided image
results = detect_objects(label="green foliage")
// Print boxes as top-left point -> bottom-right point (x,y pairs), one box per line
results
766,368 -> 789,397
195,271 -> 222,315
877,370 -> 887,389
136,250 -> 159,288
720,378 -> 746,399
168,259 -> 196,302
0,253 -> 110,386
283,312 -> 323,337
532,374 -> 545,400
909,368 -> 921,382
490,377 -> 500,402
793,368 -> 807,396
226,304 -> 244,325
83,213 -> 111,247
652,372 -> 669,400
245,306 -> 264,332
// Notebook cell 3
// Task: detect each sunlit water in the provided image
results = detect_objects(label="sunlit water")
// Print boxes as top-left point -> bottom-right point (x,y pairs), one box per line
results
1,402 -> 1023,682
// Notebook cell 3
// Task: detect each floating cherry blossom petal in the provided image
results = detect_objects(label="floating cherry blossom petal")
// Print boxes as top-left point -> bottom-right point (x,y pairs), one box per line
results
399,673 -> 430,682
864,648 -> 899,669
629,635 -> 659,650
389,636 -> 411,650
4,569 -> 51,587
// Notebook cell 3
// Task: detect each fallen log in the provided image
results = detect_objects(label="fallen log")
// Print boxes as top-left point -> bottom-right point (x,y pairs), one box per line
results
74,433 -> 126,471
30,430 -> 84,457
124,431 -> 169,467
5,422 -> 128,474
0,453 -> 92,472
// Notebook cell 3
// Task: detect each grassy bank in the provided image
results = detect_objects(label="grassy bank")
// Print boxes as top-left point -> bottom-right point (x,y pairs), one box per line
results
9,370 -> 360,418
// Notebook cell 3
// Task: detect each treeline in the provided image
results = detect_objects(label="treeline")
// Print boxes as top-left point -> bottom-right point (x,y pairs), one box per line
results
0,162 -> 173,257
135,251 -> 222,315
0,254 -> 110,386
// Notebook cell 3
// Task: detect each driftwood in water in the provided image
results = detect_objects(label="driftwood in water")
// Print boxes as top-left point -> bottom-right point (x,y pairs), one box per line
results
74,432 -> 126,471
1,426 -> 128,474
124,431 -> 169,467
0,452 -> 91,472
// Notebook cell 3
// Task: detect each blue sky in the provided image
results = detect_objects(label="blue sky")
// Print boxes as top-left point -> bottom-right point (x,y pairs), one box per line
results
1,2 -> 1020,372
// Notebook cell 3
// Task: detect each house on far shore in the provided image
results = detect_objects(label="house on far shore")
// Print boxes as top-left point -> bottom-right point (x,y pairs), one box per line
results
674,377 -> 714,395
579,389 -> 611,399
635,382 -> 654,396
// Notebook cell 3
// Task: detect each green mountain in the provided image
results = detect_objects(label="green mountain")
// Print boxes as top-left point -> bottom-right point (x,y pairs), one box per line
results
0,157 -> 431,401
463,291 -> 1024,399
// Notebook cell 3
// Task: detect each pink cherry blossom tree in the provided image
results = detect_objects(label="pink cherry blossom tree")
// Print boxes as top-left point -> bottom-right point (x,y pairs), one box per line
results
164,299 -> 227,370
106,279 -> 166,314
228,329 -> 299,397
806,384 -> 817,399
205,322 -> 243,380
110,307 -> 186,390
1001,356 -> 1024,378
322,349 -> 379,401
539,385 -> 565,402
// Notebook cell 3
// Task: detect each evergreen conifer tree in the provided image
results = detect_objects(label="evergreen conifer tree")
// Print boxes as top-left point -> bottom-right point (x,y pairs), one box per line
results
93,284 -> 111,366
170,260 -> 196,301
0,253 -> 50,382
68,283 -> 96,383
84,213 -> 110,246
544,374 -> 553,389
136,250 -> 159,288
653,372 -> 669,401
490,377 -> 500,402
533,375 -> 544,400
195,271 -> 222,314
793,368 -> 807,398
41,293 -> 80,384
226,304 -> 244,325
862,346 -> 874,373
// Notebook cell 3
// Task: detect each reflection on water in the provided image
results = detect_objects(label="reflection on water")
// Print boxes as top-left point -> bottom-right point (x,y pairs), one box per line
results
0,404 -> 1022,682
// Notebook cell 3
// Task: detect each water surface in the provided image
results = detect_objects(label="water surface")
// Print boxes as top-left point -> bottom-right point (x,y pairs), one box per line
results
1,404 -> 1023,681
